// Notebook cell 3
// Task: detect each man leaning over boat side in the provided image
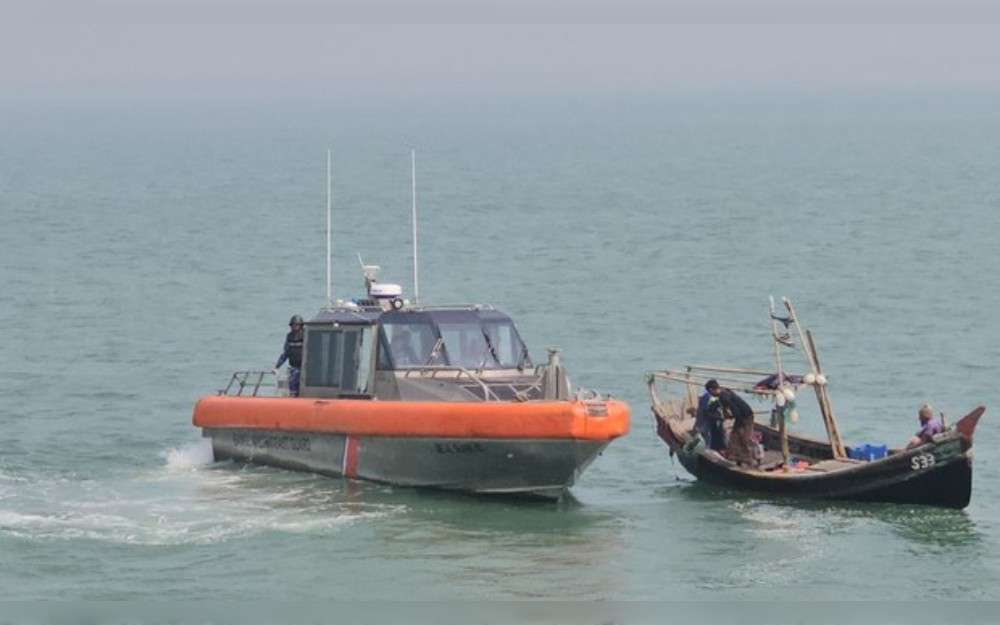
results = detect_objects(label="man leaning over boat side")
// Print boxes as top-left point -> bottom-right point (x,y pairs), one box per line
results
718,386 -> 759,467
274,315 -> 304,397
907,403 -> 944,449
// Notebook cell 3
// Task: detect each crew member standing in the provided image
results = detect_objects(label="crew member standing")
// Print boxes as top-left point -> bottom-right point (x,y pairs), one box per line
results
695,380 -> 727,451
275,315 -> 305,396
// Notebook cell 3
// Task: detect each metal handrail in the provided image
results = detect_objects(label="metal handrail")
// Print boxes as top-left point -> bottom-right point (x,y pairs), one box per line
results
685,364 -> 776,376
401,365 -> 500,401
219,370 -> 278,397
320,303 -> 384,313
407,304 -> 496,311
399,365 -> 520,402
574,387 -> 603,401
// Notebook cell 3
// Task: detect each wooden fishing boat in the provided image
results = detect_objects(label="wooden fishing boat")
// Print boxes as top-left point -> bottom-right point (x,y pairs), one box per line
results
648,297 -> 983,509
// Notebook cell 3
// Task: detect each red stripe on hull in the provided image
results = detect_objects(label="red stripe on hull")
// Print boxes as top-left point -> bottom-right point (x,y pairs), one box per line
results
343,435 -> 360,478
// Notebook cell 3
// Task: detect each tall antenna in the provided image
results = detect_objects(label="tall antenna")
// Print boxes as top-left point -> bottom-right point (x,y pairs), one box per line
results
411,149 -> 419,305
326,149 -> 333,308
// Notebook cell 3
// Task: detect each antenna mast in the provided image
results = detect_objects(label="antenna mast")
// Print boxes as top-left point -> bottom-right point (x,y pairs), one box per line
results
326,149 -> 333,308
411,149 -> 419,305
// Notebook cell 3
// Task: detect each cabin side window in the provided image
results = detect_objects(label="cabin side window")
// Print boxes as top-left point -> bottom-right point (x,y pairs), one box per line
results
303,325 -> 375,396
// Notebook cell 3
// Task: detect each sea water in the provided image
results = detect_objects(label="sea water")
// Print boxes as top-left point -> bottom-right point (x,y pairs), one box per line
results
1,91 -> 999,601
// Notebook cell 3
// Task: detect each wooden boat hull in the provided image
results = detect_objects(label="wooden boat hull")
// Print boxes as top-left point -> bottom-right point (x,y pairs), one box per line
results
654,405 -> 983,510
194,395 -> 630,500
674,438 -> 972,509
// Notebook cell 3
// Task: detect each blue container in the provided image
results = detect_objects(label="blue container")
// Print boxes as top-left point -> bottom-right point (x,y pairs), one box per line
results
849,444 -> 888,461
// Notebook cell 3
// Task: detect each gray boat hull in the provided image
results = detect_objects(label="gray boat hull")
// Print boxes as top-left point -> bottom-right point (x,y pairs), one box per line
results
202,427 -> 609,500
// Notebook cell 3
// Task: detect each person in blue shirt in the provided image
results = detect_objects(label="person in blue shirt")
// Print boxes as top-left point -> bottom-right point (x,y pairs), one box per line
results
695,379 -> 727,451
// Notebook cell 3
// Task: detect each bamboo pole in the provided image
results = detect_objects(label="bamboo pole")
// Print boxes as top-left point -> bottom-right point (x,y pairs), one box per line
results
806,329 -> 847,458
647,373 -> 664,407
683,370 -> 698,417
652,370 -> 777,390
784,298 -> 846,459
769,297 -> 790,465
685,364 -> 776,376
782,299 -> 818,372
653,372 -> 775,396
779,410 -> 790,464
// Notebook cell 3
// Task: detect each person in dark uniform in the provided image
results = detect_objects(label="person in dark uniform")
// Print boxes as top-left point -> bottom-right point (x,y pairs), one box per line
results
695,379 -> 727,451
274,314 -> 304,396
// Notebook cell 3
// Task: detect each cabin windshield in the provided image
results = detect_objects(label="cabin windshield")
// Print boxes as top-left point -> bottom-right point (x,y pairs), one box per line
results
436,321 -> 491,370
381,318 -> 442,367
377,310 -> 530,370
482,319 -> 527,368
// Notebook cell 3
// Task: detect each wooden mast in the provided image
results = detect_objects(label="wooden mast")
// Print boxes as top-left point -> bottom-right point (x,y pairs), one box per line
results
768,297 -> 790,465
684,367 -> 698,418
783,298 -> 847,459
806,329 -> 847,458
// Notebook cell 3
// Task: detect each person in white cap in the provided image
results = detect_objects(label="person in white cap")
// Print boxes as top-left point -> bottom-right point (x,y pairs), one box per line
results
907,403 -> 944,449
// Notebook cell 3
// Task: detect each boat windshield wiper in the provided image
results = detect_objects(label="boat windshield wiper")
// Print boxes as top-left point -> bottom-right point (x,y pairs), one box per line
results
425,337 -> 446,366
478,331 -> 501,370
516,342 -> 532,371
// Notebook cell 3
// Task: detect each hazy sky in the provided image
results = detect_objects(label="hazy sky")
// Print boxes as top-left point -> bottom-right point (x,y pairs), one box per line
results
5,2 -> 1000,99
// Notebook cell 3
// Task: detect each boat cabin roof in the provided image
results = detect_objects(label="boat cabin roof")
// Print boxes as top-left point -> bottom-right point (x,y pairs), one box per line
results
308,305 -> 384,325
306,305 -> 513,327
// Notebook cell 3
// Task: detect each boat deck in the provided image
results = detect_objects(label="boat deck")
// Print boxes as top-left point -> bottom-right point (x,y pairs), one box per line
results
806,459 -> 863,472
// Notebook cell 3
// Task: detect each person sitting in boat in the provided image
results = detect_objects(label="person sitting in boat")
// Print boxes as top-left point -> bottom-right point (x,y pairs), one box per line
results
274,314 -> 304,396
695,380 -> 727,452
389,327 -> 419,366
907,403 -> 944,449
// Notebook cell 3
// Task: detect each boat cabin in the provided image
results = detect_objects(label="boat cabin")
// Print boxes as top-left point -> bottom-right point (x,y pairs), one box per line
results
299,305 -> 540,402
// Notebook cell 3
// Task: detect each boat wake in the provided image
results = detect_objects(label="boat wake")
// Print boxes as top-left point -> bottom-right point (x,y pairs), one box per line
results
0,442 -> 405,546
162,439 -> 216,471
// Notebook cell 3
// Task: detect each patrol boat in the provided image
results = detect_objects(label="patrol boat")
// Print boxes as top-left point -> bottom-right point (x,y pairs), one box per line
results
192,265 -> 629,499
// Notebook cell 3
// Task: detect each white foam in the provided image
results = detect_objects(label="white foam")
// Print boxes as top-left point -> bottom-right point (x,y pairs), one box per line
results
1,458 -> 406,545
0,501 -> 399,545
0,469 -> 28,483
162,439 -> 215,471
1,442 -> 407,545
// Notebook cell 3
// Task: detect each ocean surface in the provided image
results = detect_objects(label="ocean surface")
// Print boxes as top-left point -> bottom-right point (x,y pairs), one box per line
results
1,91 -> 999,602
